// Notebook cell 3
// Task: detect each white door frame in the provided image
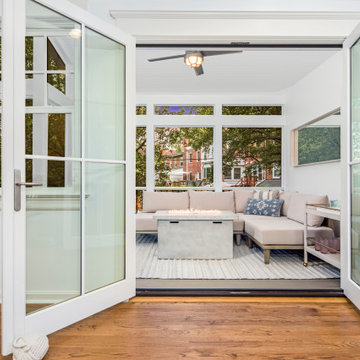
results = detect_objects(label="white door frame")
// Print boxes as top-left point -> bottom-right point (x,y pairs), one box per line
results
341,22 -> 360,310
2,0 -> 136,355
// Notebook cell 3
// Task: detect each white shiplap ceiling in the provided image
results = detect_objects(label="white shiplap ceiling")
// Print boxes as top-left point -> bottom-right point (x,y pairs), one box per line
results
136,48 -> 339,94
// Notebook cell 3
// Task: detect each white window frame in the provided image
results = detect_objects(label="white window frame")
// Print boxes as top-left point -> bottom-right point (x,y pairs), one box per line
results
136,104 -> 285,195
272,164 -> 281,179
233,166 -> 242,180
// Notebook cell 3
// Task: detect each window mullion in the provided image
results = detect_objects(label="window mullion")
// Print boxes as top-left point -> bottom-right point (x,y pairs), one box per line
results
213,124 -> 222,192
146,124 -> 155,191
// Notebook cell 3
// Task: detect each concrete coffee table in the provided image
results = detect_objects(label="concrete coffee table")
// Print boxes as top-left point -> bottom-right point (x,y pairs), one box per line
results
154,210 -> 236,259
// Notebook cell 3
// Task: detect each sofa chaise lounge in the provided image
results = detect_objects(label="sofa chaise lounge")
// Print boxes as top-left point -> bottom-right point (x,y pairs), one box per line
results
136,190 -> 334,264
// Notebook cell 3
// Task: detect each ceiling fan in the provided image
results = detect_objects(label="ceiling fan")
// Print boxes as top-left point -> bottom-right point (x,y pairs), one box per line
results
148,50 -> 243,76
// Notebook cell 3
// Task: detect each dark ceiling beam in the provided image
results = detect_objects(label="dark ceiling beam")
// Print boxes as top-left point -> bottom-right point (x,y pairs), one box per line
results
136,43 -> 343,49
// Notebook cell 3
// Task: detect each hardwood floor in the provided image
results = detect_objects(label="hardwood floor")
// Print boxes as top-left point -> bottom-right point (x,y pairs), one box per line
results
2,297 -> 360,359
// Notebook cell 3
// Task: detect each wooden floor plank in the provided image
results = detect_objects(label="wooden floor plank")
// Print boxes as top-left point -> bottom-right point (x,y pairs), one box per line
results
2,297 -> 360,360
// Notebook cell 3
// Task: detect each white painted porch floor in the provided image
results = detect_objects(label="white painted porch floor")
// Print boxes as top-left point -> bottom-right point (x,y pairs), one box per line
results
136,234 -> 340,280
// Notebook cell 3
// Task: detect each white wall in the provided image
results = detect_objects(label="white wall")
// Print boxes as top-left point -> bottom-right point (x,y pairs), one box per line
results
284,51 -> 343,201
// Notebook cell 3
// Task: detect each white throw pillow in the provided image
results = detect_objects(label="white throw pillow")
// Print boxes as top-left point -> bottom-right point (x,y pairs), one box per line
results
279,190 -> 297,216
287,193 -> 329,226
253,189 -> 280,200
234,189 -> 255,213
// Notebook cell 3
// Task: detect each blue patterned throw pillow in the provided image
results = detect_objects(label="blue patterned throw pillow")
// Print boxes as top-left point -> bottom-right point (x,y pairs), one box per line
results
244,198 -> 284,217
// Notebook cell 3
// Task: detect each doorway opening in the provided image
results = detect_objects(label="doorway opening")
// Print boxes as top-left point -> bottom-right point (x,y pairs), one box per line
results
134,45 -> 342,293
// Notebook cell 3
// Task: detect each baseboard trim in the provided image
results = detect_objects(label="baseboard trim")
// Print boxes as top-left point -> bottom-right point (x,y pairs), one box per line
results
136,288 -> 344,297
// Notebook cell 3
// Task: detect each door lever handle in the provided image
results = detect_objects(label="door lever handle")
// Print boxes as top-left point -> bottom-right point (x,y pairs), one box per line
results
15,182 -> 43,187
14,169 -> 43,211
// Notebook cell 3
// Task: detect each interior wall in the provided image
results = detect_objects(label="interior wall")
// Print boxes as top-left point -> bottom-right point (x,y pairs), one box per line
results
284,51 -> 343,201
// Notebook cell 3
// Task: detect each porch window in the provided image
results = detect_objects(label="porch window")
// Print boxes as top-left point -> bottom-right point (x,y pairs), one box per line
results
154,105 -> 214,115
136,105 -> 147,115
292,109 -> 341,166
222,127 -> 282,187
222,105 -> 282,115
234,167 -> 241,180
154,127 -> 214,187
136,127 -> 146,211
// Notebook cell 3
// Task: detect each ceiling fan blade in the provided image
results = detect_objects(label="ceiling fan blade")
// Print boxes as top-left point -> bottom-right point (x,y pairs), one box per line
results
194,65 -> 204,76
201,50 -> 243,57
148,54 -> 185,62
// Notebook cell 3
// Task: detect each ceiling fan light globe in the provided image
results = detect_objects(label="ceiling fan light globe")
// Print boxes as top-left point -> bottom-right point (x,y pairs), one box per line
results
69,28 -> 82,39
184,54 -> 203,68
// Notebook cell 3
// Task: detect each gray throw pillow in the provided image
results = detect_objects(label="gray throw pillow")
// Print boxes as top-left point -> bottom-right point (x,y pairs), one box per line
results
244,198 -> 284,217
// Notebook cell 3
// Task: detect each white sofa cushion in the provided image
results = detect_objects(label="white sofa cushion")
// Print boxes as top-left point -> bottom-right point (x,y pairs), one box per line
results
136,211 -> 243,233
136,213 -> 157,232
234,189 -> 255,213
279,191 -> 297,216
287,193 -> 329,226
189,191 -> 235,212
233,213 -> 245,232
142,191 -> 189,213
244,215 -> 334,246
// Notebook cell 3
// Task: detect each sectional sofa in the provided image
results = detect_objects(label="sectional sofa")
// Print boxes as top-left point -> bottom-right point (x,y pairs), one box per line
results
136,190 -> 334,264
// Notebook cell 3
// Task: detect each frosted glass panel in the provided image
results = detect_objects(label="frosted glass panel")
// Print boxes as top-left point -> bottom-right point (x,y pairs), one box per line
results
85,28 -> 125,160
26,160 -> 81,314
85,163 -> 125,293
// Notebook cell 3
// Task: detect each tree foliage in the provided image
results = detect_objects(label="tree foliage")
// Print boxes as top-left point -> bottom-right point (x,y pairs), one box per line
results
154,106 -> 214,115
298,127 -> 340,165
222,106 -> 282,115
222,128 -> 281,176
136,127 -> 146,187
136,106 -> 147,115
136,126 -> 282,187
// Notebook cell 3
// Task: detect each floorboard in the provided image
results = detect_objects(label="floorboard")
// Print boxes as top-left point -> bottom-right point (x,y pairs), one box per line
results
2,297 -> 357,360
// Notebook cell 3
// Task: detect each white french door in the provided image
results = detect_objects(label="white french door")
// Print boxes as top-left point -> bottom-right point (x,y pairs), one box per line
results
341,23 -> 360,310
1,0 -> 136,355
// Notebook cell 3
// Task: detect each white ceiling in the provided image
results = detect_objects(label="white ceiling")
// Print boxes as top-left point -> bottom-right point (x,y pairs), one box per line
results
136,48 -> 339,94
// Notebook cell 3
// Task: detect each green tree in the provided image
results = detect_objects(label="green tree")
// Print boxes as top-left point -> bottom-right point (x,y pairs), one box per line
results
136,127 -> 146,187
222,127 -> 282,177
136,106 -> 147,115
154,106 -> 214,115
298,127 -> 340,165
223,106 -> 282,115
154,127 -> 214,186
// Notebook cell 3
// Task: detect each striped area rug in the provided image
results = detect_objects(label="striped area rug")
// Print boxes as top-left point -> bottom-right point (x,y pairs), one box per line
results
136,234 -> 340,280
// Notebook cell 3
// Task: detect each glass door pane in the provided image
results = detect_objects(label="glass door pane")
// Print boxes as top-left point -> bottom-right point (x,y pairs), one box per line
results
352,38 -> 360,162
25,0 -> 82,314
84,27 -> 126,293
351,37 -> 360,286
85,163 -> 125,293
26,160 -> 81,314
85,28 -> 125,161
351,165 -> 360,285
